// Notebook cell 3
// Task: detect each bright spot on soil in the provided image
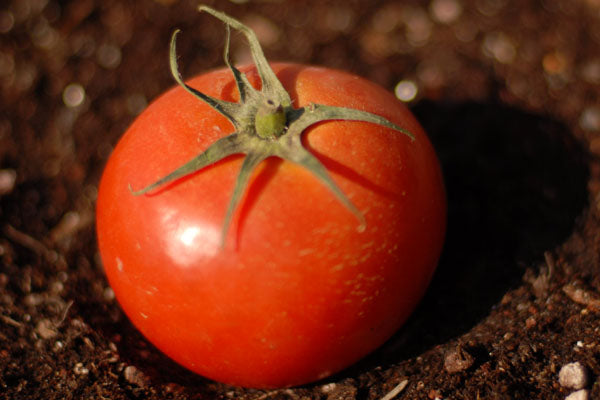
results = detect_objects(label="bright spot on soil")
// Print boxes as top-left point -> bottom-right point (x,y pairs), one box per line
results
581,58 -> 600,84
580,107 -> 600,131
0,169 -> 17,195
430,0 -> 463,24
62,83 -> 85,108
97,43 -> 122,69
395,80 -> 418,102
542,51 -> 568,74
482,32 -> 516,64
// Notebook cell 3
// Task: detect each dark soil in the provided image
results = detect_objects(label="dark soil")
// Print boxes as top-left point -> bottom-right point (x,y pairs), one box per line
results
2,0 -> 600,399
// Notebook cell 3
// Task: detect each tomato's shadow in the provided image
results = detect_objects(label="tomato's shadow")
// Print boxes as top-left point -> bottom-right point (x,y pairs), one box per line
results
339,100 -> 590,376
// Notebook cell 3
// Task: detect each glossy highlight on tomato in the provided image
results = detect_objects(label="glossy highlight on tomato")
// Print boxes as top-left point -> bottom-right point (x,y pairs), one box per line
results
96,7 -> 445,389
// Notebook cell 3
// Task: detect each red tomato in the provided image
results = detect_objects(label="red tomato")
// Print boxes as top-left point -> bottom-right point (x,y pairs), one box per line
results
96,63 -> 446,388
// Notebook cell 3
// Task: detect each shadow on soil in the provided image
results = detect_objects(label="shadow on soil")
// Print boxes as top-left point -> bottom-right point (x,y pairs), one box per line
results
345,100 -> 590,375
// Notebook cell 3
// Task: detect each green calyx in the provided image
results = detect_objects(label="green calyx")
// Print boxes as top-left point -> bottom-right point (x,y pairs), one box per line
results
130,5 -> 415,246
255,99 -> 286,139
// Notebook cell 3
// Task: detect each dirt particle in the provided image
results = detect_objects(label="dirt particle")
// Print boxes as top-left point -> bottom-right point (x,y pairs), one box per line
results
1,314 -> 22,328
428,388 -> 442,399
53,341 -> 64,352
562,284 -> 600,311
379,380 -> 408,400
124,365 -> 149,387
73,362 -> 89,375
320,383 -> 336,393
35,319 -> 57,339
324,382 -> 357,400
163,382 -> 185,394
525,316 -> 537,329
444,346 -> 474,373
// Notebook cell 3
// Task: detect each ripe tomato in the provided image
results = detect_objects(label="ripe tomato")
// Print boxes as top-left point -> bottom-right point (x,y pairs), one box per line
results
96,62 -> 446,387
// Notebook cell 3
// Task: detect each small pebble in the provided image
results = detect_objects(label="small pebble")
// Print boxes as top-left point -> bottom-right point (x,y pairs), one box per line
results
565,389 -> 589,400
124,365 -> 148,387
36,319 -> 57,339
53,341 -> 64,352
164,382 -> 185,394
320,382 -> 337,393
562,284 -> 600,311
558,362 -> 588,390
444,346 -> 474,373
73,362 -> 89,375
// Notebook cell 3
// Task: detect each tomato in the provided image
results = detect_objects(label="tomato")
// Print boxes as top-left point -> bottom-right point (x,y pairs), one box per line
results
96,7 -> 445,389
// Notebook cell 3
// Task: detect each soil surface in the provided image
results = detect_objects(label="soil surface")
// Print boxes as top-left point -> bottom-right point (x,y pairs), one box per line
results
2,0 -> 600,399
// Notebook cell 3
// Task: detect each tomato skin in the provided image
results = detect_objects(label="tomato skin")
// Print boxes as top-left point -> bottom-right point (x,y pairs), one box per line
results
96,63 -> 446,388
